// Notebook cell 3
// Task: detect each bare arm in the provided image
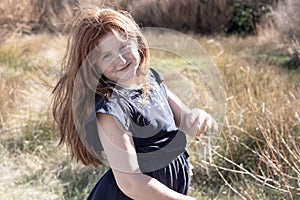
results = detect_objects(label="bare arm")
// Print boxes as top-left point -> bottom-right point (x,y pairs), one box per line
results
96,113 -> 195,200
166,87 -> 218,137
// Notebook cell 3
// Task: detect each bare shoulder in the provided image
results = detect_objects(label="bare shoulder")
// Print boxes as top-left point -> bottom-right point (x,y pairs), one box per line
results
96,112 -> 140,173
97,112 -> 121,130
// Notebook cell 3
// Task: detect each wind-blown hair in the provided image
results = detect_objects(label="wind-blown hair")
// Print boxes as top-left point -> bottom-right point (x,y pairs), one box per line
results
52,7 -> 149,166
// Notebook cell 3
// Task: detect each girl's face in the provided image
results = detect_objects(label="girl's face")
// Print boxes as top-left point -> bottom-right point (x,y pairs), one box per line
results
94,31 -> 141,86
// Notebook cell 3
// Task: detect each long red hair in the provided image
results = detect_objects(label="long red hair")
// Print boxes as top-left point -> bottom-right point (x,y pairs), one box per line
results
52,7 -> 149,166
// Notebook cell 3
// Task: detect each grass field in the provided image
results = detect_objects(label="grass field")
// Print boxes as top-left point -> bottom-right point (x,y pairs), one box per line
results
0,32 -> 299,199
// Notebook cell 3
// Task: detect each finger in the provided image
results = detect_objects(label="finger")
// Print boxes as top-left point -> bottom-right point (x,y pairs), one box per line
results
191,109 -> 207,126
212,119 -> 219,132
190,109 -> 201,123
207,118 -> 218,132
204,116 -> 218,132
196,117 -> 208,136
185,109 -> 200,129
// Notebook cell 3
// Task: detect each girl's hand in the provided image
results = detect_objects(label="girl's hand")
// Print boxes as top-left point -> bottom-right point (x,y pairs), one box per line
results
184,108 -> 218,137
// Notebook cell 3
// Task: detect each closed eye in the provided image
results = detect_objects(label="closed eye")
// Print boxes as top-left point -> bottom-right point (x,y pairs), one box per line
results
120,42 -> 130,49
102,53 -> 112,60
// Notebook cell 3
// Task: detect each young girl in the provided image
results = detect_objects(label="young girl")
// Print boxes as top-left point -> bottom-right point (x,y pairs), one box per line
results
52,6 -> 217,200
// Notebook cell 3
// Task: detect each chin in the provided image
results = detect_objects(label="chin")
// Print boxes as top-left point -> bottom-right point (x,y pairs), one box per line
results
119,70 -> 136,81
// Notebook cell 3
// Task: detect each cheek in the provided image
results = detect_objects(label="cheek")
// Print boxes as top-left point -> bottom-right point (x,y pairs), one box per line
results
97,58 -> 114,71
95,64 -> 105,75
96,63 -> 112,77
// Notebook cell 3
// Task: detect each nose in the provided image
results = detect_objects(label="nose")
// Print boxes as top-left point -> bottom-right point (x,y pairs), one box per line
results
117,53 -> 127,65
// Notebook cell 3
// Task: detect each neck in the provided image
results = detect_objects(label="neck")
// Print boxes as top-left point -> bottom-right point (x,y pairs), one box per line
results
114,75 -> 143,89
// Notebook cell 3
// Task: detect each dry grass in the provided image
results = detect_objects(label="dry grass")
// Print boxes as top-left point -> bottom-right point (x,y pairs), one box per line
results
192,35 -> 300,199
0,0 -> 78,42
0,0 -> 279,38
0,34 -> 61,199
0,34 -> 106,200
0,0 -> 30,42
258,0 -> 300,69
118,0 -> 232,34
272,0 -> 300,42
0,0 -> 284,43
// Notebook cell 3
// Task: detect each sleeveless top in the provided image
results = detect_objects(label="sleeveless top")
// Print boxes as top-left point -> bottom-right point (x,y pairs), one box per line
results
85,68 -> 187,173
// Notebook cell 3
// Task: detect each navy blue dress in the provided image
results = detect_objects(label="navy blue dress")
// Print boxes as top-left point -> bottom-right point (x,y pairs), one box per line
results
86,69 -> 191,199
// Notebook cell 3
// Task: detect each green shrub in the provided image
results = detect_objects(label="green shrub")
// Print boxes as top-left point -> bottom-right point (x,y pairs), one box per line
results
225,1 -> 274,35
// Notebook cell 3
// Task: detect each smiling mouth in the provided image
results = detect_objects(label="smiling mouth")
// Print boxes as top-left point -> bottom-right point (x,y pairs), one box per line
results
118,62 -> 131,71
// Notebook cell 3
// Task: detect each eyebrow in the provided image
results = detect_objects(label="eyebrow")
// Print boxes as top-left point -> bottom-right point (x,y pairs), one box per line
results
99,41 -> 132,56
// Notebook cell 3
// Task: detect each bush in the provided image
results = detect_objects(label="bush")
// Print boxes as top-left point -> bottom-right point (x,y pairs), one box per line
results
225,0 -> 278,35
